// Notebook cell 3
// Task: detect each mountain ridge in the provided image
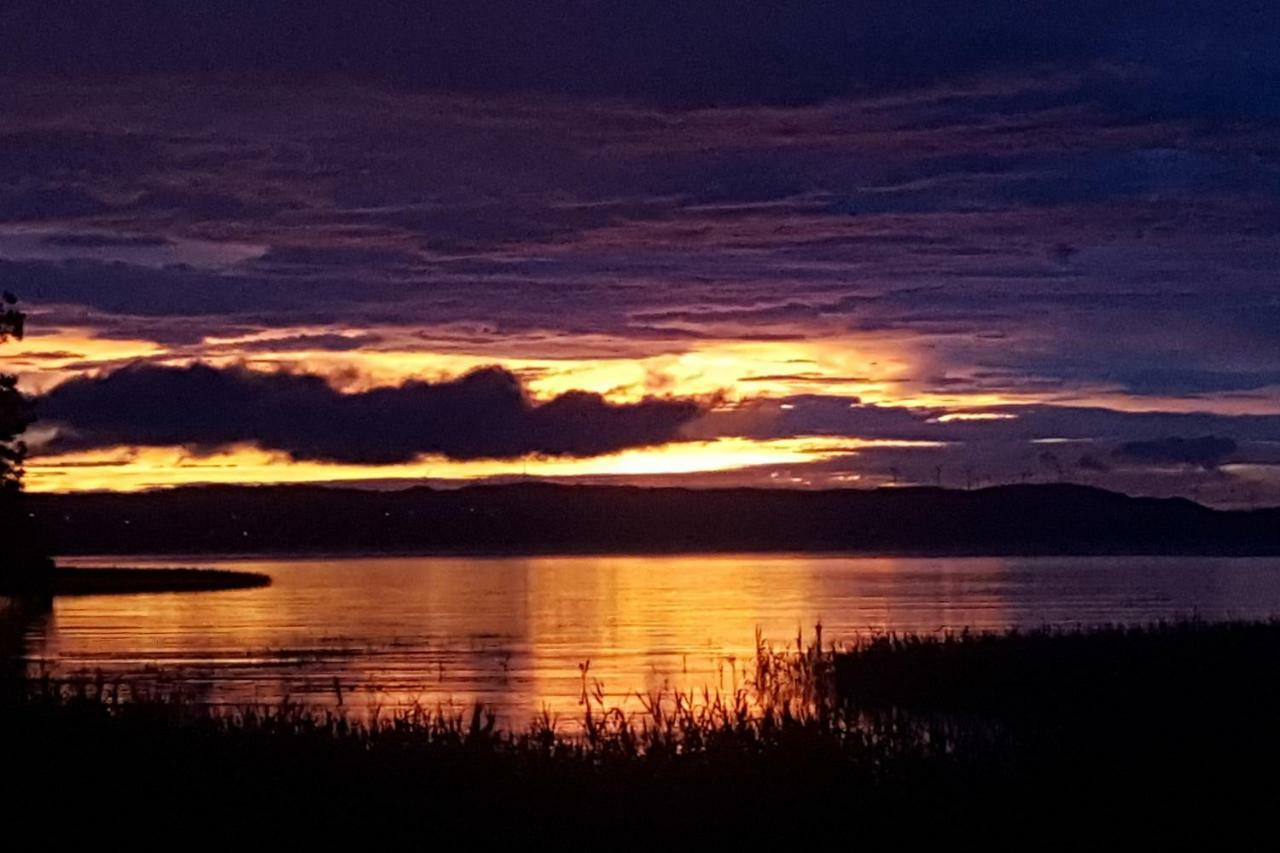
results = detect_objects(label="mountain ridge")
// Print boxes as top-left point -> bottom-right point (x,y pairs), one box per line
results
26,482 -> 1280,557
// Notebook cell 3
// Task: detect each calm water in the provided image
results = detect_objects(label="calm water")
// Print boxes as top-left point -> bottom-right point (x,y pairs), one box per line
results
10,554 -> 1280,724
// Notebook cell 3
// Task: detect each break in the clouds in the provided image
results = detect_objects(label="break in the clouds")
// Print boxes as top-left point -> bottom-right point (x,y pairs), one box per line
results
1,3 -> 1279,501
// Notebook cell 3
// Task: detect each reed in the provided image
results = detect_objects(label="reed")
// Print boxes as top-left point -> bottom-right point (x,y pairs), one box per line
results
3,620 -> 1279,842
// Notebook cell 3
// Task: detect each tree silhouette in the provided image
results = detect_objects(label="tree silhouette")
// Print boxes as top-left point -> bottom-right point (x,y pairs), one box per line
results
1,292 -> 50,585
1,292 -> 32,493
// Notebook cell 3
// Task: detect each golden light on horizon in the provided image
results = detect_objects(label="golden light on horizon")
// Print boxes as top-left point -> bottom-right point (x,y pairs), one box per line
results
17,326 -> 1277,495
22,325 -> 1278,417
24,435 -> 946,493
7,328 -> 165,393
16,326 -> 924,401
8,325 -> 998,495
203,336 -> 919,403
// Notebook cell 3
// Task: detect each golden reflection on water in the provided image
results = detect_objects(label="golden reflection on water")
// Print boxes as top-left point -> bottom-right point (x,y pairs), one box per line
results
25,554 -> 1280,725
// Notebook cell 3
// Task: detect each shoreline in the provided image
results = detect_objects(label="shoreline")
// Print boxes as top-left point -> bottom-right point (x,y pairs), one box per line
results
0,567 -> 271,597
30,483 -> 1280,558
51,544 -> 1280,561
4,620 -> 1277,841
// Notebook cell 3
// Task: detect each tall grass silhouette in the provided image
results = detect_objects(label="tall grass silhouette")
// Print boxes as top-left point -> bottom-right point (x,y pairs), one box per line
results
3,620 -> 1279,841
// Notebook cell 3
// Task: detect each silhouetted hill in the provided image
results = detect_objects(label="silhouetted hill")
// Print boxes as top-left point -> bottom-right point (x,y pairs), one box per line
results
24,483 -> 1280,556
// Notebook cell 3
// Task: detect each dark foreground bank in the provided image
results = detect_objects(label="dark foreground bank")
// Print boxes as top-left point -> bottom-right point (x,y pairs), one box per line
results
3,620 -> 1278,843
0,567 -> 271,596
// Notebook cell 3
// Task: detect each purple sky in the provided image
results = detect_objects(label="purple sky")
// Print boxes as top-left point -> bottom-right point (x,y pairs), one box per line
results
2,3 -> 1279,503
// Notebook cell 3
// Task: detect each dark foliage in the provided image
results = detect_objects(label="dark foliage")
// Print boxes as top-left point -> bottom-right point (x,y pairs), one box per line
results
0,292 -> 48,582
2,620 -> 1277,843
0,290 -> 29,493
836,620 -> 1280,719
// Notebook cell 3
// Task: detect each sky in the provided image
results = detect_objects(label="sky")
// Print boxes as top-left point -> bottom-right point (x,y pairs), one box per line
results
2,2 -> 1279,504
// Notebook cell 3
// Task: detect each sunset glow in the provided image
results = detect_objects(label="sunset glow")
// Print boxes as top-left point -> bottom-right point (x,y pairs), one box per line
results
5,4 -> 1280,838
1,10 -> 1277,506
24,435 -> 947,492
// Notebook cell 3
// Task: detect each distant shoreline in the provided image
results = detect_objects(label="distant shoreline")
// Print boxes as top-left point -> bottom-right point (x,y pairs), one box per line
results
54,544 -> 1280,561
28,482 -> 1280,558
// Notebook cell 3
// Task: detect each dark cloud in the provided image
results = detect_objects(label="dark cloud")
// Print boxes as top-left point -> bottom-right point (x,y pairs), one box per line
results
738,373 -> 872,385
232,333 -> 385,353
41,233 -> 172,249
1114,436 -> 1239,469
36,362 -> 705,464
0,130 -> 160,182
0,259 -> 409,320
0,187 -> 110,222
1116,368 -> 1280,396
1,75 -> 1277,384
691,396 -> 1280,448
255,246 -> 422,269
3,2 -> 1277,113
128,188 -> 273,221
1076,454 -> 1111,473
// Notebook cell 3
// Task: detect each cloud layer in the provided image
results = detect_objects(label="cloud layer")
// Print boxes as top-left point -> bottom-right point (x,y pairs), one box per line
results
38,364 -> 704,463
1114,436 -> 1239,470
1,5 -> 1279,502
4,2 -> 1278,112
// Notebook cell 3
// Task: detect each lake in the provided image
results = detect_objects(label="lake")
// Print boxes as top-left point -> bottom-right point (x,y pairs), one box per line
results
12,554 -> 1280,725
